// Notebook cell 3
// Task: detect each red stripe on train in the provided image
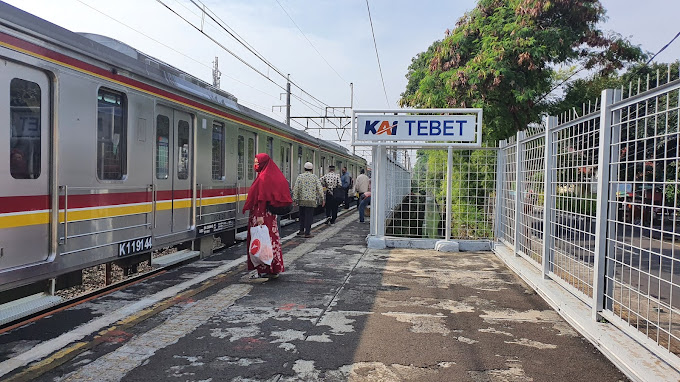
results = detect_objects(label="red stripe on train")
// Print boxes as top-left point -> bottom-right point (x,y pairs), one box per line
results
0,187 -> 246,214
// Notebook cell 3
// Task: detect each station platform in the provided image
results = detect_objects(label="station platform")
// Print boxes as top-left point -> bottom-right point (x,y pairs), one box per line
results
0,208 -> 642,381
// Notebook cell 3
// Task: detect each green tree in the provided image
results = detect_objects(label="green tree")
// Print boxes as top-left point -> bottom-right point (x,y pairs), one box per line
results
399,0 -> 644,141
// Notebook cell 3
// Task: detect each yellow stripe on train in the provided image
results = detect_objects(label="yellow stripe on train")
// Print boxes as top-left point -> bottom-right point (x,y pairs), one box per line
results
0,197 -> 242,229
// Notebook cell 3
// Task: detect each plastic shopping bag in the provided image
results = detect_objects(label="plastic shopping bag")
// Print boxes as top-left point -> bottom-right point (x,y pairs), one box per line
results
249,225 -> 274,266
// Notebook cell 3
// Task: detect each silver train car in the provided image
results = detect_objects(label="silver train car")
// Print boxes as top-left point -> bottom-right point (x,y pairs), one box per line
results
0,2 -> 366,301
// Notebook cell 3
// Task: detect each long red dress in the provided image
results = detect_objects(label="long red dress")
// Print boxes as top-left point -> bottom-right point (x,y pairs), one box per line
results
245,202 -> 284,274
243,153 -> 291,275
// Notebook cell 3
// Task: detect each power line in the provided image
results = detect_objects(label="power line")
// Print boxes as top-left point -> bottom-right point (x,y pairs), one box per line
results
645,31 -> 680,65
365,0 -> 390,107
275,0 -> 348,84
156,0 -> 325,117
75,0 -> 282,110
187,0 -> 332,110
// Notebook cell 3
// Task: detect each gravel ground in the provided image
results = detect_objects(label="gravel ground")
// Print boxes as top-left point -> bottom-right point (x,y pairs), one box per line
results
54,237 -> 223,300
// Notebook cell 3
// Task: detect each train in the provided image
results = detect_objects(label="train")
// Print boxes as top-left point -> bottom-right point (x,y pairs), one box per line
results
0,2 -> 366,302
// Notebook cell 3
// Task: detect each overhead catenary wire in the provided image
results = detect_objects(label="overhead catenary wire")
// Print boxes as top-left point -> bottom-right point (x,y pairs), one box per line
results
275,0 -> 349,84
365,0 -> 390,107
187,0 -> 332,110
156,0 -> 324,116
75,0 -> 285,109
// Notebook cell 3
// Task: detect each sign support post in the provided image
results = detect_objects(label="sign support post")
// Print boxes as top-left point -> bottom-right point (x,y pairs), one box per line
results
352,109 -> 483,250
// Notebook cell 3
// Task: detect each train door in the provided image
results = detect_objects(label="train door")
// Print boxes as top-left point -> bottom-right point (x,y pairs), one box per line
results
236,129 -> 256,226
279,142 -> 291,184
0,63 -> 51,270
154,105 -> 193,238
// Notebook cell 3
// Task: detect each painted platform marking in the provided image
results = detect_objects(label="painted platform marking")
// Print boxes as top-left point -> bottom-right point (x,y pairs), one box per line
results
62,283 -> 252,382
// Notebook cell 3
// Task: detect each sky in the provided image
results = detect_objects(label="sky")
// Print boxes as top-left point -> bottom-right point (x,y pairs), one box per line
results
3,0 -> 679,160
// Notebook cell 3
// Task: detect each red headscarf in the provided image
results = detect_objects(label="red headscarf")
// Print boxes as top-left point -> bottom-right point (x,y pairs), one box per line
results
242,153 -> 292,213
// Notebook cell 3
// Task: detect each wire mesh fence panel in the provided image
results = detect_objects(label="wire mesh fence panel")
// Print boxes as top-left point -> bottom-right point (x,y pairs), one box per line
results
449,150 -> 497,240
550,115 -> 600,300
518,135 -> 545,266
384,152 -> 419,237
386,150 -> 447,238
383,149 -> 496,240
605,82 -> 680,356
499,142 -> 517,247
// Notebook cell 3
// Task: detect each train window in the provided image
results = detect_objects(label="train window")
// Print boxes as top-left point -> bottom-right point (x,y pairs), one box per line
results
9,78 -> 41,179
97,88 -> 127,180
280,147 -> 285,176
212,122 -> 225,180
237,135 -> 244,181
297,146 -> 302,174
177,120 -> 190,180
247,137 -> 254,181
280,144 -> 291,180
156,115 -> 169,179
266,137 -> 273,158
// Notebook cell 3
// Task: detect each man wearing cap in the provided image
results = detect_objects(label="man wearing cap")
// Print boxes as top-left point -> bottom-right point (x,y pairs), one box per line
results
292,162 -> 325,237
320,165 -> 342,224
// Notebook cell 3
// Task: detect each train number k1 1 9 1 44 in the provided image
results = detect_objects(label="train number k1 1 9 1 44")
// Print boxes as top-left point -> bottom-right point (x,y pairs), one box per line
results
118,237 -> 153,257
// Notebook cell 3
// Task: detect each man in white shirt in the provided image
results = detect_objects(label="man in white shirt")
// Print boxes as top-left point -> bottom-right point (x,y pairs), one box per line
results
354,168 -> 369,208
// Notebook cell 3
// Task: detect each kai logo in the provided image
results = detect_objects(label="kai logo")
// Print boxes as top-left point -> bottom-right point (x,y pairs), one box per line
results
364,120 -> 397,135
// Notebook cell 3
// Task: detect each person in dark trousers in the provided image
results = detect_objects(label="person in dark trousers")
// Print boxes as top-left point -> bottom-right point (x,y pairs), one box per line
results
354,168 -> 369,208
341,166 -> 351,209
321,165 -> 341,224
292,162 -> 325,237
359,191 -> 371,223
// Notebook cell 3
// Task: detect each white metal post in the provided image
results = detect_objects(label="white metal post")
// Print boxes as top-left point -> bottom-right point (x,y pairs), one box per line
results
513,130 -> 524,254
375,145 -> 387,238
592,89 -> 615,320
494,146 -> 505,243
445,146 -> 453,241
542,117 -> 556,279
370,145 -> 378,236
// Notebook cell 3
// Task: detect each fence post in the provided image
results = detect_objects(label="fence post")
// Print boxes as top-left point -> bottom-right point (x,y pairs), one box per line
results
445,146 -> 453,241
494,145 -> 505,243
370,145 -> 378,237
592,89 -> 615,320
542,117 -> 555,278
513,130 -> 524,255
375,144 -> 387,239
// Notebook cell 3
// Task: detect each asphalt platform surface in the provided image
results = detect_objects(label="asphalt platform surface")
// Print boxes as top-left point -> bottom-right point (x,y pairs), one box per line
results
0,208 -> 628,381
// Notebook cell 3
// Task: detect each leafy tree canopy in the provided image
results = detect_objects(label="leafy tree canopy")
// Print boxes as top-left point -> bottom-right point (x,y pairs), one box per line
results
399,0 -> 645,142
550,60 -> 680,116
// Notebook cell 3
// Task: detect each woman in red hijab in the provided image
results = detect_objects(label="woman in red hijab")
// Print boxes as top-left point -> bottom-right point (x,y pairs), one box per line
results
243,153 -> 292,278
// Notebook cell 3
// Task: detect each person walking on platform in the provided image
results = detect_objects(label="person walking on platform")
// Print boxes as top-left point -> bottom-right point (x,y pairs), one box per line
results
354,168 -> 369,208
341,167 -> 351,209
321,165 -> 341,224
243,153 -> 292,279
292,162 -> 325,238
359,191 -> 371,223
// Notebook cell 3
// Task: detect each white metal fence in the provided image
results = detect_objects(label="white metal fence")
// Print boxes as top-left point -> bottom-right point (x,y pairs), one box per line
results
496,72 -> 680,367
370,146 -> 497,242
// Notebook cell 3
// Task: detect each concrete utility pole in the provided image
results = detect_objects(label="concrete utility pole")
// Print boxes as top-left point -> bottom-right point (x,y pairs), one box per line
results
212,57 -> 221,88
273,74 -> 292,126
286,74 -> 291,127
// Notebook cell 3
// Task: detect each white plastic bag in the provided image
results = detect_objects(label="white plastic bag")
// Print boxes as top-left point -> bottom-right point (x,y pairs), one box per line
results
249,224 -> 274,266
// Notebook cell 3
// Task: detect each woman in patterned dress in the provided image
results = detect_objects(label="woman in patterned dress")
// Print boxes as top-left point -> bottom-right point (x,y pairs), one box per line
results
243,153 -> 292,278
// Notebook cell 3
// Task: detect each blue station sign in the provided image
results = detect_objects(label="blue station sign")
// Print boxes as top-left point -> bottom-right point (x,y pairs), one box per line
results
356,114 -> 477,142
